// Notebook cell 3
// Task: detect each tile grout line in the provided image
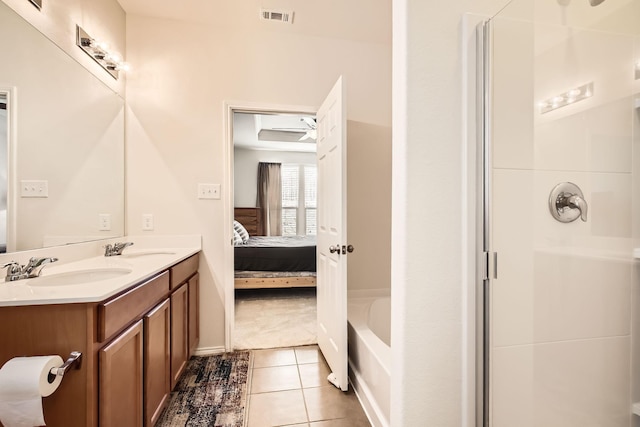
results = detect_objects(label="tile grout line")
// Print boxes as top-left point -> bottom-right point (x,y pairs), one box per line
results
243,350 -> 254,427
295,348 -> 312,424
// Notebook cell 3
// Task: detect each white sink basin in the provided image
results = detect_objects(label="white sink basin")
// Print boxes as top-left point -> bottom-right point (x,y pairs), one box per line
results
118,250 -> 177,259
29,268 -> 132,287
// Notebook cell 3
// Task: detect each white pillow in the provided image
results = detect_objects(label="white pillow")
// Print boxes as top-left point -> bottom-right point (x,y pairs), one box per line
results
233,220 -> 249,243
233,229 -> 244,246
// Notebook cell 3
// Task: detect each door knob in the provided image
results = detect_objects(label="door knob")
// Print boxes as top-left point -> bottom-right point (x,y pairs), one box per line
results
329,245 -> 340,254
549,182 -> 588,223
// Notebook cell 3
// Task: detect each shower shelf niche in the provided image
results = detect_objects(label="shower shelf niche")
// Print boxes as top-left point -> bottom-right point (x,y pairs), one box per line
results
633,402 -> 640,416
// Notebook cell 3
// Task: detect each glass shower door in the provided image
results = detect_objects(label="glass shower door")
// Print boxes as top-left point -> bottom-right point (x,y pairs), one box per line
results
482,1 -> 640,426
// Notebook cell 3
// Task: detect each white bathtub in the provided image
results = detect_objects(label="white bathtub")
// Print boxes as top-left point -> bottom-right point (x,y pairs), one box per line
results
348,294 -> 391,427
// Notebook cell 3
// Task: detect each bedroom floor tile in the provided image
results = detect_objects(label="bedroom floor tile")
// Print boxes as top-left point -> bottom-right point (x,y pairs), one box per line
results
246,346 -> 371,427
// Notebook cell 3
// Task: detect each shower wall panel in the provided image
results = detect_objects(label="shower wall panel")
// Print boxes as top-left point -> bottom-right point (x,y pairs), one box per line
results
488,4 -> 637,425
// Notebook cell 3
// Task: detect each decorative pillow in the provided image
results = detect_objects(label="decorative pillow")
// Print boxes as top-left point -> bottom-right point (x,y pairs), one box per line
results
233,220 -> 250,243
233,229 -> 244,246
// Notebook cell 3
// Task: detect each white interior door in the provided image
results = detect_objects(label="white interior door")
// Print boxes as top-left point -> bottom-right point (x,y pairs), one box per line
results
316,76 -> 348,391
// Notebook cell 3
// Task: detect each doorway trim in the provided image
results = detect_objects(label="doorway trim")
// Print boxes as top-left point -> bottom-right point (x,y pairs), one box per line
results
223,100 -> 318,351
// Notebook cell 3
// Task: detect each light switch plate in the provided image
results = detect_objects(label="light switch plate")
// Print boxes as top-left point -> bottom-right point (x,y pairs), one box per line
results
198,183 -> 221,200
21,180 -> 48,198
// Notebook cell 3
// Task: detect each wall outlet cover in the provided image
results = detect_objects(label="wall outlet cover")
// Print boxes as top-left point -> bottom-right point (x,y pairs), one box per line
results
142,214 -> 154,231
99,213 -> 111,231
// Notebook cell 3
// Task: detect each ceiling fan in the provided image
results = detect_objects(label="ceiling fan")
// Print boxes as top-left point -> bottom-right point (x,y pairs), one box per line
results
298,117 -> 317,141
271,117 -> 317,141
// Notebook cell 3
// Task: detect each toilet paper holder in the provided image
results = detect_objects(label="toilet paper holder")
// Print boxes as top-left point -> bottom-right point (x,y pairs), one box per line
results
47,351 -> 82,383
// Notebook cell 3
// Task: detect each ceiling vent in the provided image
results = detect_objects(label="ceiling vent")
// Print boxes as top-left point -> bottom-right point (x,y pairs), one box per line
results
260,9 -> 294,24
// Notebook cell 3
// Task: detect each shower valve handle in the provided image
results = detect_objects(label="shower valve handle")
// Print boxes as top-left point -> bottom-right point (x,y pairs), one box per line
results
549,182 -> 588,223
560,193 -> 588,222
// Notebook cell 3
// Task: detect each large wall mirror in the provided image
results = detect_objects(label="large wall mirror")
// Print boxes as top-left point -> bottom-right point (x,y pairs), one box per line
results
0,1 -> 125,253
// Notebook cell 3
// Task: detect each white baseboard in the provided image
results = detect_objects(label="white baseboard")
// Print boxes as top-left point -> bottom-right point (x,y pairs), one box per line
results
193,346 -> 226,356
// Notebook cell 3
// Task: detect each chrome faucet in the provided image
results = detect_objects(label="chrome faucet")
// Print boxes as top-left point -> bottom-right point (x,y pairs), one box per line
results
2,257 -> 59,281
104,242 -> 134,257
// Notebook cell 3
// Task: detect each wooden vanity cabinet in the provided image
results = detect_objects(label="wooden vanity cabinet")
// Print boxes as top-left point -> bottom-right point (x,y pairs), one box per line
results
169,283 -> 188,389
143,299 -> 171,427
99,320 -> 144,427
0,303 -> 97,427
0,252 -> 200,427
169,254 -> 199,389
188,273 -> 200,356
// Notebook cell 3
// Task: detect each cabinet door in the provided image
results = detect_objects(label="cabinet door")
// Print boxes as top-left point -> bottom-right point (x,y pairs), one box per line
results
170,284 -> 188,390
99,320 -> 143,427
144,299 -> 170,427
188,273 -> 199,357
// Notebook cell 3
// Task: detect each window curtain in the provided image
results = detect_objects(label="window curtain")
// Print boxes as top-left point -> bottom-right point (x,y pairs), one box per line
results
257,162 -> 282,236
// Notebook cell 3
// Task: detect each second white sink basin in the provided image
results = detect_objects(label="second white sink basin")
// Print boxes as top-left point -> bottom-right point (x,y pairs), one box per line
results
29,268 -> 133,287
119,251 -> 177,259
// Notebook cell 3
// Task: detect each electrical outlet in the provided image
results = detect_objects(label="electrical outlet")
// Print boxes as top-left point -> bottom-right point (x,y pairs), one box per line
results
142,214 -> 154,231
21,180 -> 48,198
99,214 -> 111,231
198,183 -> 221,200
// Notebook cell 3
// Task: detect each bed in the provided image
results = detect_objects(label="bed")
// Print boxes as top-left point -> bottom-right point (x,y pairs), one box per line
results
233,208 -> 317,289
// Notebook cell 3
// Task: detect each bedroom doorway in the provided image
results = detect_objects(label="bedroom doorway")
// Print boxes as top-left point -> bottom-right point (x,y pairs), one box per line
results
227,106 -> 320,350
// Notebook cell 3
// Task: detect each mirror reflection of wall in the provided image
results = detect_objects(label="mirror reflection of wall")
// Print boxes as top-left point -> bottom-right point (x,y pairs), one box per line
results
0,94 -> 6,253
0,1 -> 125,253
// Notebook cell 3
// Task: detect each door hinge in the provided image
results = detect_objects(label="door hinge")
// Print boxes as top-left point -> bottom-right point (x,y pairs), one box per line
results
482,251 -> 498,280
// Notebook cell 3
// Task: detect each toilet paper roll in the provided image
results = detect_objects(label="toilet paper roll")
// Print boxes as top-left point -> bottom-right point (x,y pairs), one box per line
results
0,355 -> 64,427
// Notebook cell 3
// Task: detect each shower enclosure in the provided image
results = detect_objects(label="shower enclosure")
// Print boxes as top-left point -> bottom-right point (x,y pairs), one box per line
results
478,0 -> 640,426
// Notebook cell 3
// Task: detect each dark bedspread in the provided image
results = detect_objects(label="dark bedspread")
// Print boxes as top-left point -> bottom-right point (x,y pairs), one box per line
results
234,236 -> 316,272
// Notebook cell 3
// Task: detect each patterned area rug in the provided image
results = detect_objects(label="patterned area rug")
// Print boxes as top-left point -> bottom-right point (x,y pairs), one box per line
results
156,351 -> 251,427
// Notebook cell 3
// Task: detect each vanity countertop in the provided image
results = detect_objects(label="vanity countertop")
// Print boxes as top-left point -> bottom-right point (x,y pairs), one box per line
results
0,236 -> 201,307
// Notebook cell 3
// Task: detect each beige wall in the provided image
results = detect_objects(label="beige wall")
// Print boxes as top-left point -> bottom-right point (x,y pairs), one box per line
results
347,121 -> 392,291
125,14 -> 392,350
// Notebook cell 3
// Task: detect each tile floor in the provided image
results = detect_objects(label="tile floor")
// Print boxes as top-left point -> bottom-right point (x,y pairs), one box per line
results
246,346 -> 371,427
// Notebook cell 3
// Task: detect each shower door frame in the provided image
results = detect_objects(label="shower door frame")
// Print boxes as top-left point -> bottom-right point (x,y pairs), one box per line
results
476,18 -> 494,427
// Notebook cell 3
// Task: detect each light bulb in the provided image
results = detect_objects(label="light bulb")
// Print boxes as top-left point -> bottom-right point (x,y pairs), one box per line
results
105,52 -> 122,63
116,62 -> 130,72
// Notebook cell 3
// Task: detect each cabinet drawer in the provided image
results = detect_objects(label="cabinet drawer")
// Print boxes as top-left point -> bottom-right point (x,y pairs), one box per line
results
99,271 -> 170,342
170,254 -> 199,290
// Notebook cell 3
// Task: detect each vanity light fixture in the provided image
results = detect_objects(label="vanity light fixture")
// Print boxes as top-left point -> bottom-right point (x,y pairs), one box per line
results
28,0 -> 42,10
76,25 -> 129,80
538,82 -> 593,114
